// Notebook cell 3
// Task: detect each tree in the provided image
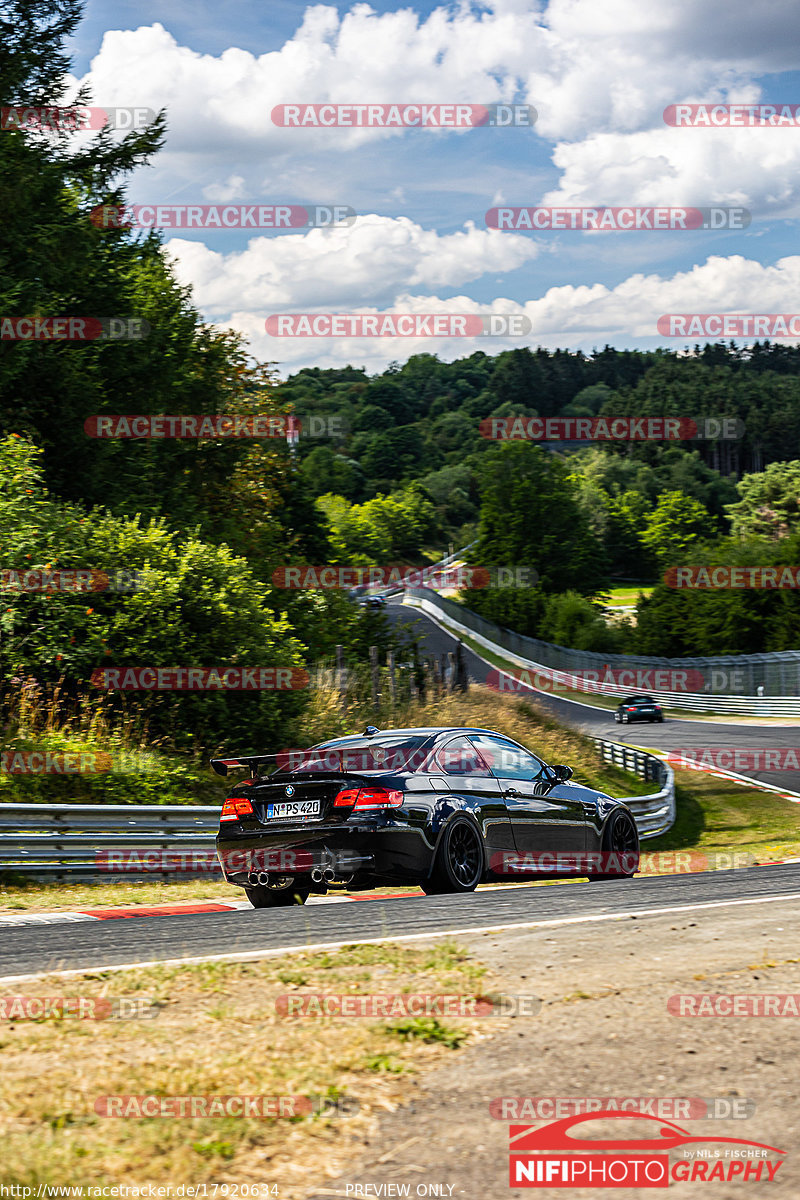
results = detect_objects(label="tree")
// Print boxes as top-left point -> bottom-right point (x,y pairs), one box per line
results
472,443 -> 608,595
639,492 -> 711,568
726,461 -> 800,540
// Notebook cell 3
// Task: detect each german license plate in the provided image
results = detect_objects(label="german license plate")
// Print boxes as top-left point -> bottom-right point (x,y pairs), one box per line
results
266,800 -> 320,820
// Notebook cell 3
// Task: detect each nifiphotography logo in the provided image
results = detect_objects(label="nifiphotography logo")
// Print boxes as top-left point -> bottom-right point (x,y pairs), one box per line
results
508,1111 -> 785,1187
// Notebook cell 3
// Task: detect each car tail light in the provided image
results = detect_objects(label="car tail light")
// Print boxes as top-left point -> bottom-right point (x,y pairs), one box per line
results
333,786 -> 403,810
220,796 -> 255,822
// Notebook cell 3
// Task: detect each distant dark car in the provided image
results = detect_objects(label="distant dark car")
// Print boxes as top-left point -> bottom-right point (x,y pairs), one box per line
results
212,725 -> 640,908
363,593 -> 387,609
615,695 -> 663,724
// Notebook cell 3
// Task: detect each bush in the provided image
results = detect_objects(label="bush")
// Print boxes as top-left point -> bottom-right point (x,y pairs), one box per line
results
0,436 -> 307,751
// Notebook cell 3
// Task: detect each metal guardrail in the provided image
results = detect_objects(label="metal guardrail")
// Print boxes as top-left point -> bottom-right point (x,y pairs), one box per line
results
0,803 -> 220,882
405,587 -> 800,717
593,739 -> 675,840
0,738 -> 673,880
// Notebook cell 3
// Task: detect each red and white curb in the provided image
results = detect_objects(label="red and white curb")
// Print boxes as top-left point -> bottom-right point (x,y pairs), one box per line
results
0,891 -> 425,927
635,744 -> 800,803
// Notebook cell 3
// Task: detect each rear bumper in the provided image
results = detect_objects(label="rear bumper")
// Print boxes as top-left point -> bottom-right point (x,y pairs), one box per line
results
216,822 -> 434,887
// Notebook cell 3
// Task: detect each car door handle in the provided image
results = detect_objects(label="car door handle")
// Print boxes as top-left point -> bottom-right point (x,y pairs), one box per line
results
504,787 -> 521,797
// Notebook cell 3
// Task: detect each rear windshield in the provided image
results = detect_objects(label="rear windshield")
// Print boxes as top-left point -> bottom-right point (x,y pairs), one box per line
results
622,696 -> 653,704
275,735 -> 435,775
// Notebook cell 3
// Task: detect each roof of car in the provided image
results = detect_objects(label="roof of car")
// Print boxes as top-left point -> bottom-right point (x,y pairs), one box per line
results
316,726 -> 518,745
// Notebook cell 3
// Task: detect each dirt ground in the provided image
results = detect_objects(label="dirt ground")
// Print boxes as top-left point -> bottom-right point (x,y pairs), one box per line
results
308,896 -> 800,1199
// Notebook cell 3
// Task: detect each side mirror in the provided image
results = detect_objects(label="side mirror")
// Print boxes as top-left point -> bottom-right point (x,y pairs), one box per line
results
551,764 -> 573,783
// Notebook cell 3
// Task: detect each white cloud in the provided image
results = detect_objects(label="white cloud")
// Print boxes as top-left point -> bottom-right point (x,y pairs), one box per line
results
70,2 -> 800,229
218,253 -> 800,373
539,126 -> 800,219
202,175 -> 247,202
74,0 -> 800,154
164,215 -> 538,314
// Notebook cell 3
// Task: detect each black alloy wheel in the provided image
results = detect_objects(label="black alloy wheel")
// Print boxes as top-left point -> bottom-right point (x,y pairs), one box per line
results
422,816 -> 484,894
588,809 -> 640,880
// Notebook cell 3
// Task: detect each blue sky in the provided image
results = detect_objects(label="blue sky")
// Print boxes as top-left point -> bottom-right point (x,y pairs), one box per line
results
64,0 -> 800,374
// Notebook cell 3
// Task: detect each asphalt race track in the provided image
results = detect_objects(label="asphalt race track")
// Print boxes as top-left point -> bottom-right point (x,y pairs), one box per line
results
2,864 -> 799,980
388,599 -> 800,792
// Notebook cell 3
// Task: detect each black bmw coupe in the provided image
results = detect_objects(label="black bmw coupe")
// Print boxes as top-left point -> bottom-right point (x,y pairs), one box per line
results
213,725 -> 640,907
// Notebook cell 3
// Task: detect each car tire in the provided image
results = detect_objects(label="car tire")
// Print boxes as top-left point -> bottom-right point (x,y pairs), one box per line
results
421,816 -> 484,895
657,714 -> 664,723
244,879 -> 310,908
588,809 -> 640,881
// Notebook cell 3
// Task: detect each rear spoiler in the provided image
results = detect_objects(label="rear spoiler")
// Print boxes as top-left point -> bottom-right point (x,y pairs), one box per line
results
210,750 -> 356,778
210,754 -> 283,778
210,743 -> 423,778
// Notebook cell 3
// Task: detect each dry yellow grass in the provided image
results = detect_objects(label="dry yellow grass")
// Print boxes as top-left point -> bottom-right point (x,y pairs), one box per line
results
0,942 -> 512,1195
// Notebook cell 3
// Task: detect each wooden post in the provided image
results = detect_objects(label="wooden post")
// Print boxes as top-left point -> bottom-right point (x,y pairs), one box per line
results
432,656 -> 442,697
370,645 -> 380,711
455,640 -> 469,692
387,650 -> 397,707
336,644 -> 347,713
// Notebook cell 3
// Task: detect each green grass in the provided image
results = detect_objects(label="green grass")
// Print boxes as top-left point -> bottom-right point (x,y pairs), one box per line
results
646,768 -> 800,860
603,585 -> 655,606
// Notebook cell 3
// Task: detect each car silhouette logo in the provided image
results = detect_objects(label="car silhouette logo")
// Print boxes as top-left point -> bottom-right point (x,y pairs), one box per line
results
509,1111 -> 785,1155
285,785 -> 295,797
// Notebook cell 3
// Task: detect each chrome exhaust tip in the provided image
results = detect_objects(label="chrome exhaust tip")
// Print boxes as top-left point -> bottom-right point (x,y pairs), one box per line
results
322,867 -> 336,882
247,871 -> 259,886
311,867 -> 324,882
257,871 -> 270,886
